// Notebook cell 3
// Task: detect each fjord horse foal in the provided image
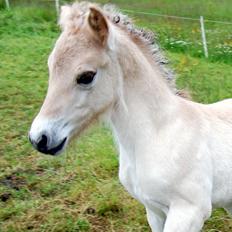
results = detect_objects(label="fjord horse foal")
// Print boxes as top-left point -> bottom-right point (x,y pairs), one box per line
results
29,2 -> 232,231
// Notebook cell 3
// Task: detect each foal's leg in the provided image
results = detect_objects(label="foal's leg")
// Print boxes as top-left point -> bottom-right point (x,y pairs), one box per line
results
163,201 -> 211,232
146,207 -> 166,232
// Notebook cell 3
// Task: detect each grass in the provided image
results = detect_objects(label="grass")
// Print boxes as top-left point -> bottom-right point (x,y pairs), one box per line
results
2,0 -> 232,62
0,2 -> 232,232
95,0 -> 232,62
100,0 -> 232,21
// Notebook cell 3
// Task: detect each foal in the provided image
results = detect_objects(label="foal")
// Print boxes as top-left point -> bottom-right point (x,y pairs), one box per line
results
29,2 -> 232,231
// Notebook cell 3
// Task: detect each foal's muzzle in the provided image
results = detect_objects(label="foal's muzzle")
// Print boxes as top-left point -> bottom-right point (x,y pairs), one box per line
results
29,133 -> 67,156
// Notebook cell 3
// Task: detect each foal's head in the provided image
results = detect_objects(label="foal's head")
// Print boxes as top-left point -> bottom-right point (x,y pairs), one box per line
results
29,2 -> 177,155
29,3 -> 122,155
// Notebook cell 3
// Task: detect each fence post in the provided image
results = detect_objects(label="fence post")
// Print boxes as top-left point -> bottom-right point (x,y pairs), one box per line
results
200,16 -> 209,58
5,0 -> 10,9
55,0 -> 60,16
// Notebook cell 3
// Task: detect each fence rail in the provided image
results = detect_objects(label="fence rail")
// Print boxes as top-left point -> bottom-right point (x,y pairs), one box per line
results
3,0 -> 232,59
55,0 -> 60,15
123,9 -> 232,25
5,0 -> 10,9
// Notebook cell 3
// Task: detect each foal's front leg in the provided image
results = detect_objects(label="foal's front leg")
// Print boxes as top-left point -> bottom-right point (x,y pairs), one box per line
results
145,207 -> 166,232
163,200 -> 211,232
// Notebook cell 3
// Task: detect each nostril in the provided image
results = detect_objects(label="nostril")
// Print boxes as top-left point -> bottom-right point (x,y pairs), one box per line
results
37,134 -> 48,151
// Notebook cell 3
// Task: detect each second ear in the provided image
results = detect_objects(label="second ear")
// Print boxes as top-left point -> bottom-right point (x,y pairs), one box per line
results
88,7 -> 109,45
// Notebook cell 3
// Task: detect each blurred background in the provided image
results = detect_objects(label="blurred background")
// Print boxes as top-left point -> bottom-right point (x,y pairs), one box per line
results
0,0 -> 232,231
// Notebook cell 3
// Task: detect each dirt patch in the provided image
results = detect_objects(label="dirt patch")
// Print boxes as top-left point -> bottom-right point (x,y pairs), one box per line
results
0,167 -> 45,191
84,207 -> 96,215
0,192 -> 12,202
0,174 -> 27,190
87,215 -> 111,232
98,204 -> 123,216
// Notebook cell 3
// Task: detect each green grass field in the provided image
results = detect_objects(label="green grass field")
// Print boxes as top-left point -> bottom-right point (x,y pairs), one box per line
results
0,1 -> 232,231
3,0 -> 232,62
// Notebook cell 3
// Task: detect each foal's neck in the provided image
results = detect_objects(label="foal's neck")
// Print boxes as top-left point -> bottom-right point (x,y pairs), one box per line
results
110,37 -> 178,153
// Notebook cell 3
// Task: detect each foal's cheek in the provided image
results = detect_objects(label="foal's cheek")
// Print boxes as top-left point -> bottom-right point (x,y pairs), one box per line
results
92,89 -> 114,112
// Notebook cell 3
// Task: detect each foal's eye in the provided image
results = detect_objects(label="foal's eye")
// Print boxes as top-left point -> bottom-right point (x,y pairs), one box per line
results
76,71 -> 96,86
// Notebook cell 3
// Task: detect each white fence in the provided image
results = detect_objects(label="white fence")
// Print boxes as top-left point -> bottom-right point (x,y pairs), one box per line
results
3,0 -> 232,59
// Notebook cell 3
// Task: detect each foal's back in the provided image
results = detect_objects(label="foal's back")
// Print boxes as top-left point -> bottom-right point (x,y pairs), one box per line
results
203,99 -> 232,209
208,99 -> 232,123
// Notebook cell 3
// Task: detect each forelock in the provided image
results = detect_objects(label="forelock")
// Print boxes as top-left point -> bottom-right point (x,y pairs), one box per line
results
59,2 -> 94,31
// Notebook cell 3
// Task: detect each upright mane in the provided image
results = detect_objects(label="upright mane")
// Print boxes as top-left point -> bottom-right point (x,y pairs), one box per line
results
60,2 -> 183,95
102,4 -> 177,92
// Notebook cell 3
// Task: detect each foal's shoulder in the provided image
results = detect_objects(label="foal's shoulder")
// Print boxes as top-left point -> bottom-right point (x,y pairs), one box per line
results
207,99 -> 232,112
206,98 -> 232,124
208,98 -> 232,107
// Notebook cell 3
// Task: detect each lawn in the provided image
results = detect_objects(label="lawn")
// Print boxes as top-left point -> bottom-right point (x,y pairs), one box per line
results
99,0 -> 232,63
0,2 -> 232,231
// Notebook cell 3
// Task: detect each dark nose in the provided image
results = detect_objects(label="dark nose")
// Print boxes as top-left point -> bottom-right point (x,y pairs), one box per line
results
29,134 -> 49,152
29,132 -> 67,156
37,134 -> 48,153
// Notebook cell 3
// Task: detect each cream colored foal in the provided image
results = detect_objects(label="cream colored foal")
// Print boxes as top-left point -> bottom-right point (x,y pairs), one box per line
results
29,2 -> 232,232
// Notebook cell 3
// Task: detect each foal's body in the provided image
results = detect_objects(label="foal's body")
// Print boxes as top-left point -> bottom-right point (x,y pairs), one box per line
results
110,39 -> 232,231
114,96 -> 232,231
29,2 -> 232,231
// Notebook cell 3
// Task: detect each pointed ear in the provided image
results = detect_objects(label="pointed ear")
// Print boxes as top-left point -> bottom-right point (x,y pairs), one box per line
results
59,5 -> 72,30
88,7 -> 108,46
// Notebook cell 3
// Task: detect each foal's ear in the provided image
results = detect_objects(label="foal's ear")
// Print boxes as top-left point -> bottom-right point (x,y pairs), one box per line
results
59,5 -> 72,30
88,7 -> 108,46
